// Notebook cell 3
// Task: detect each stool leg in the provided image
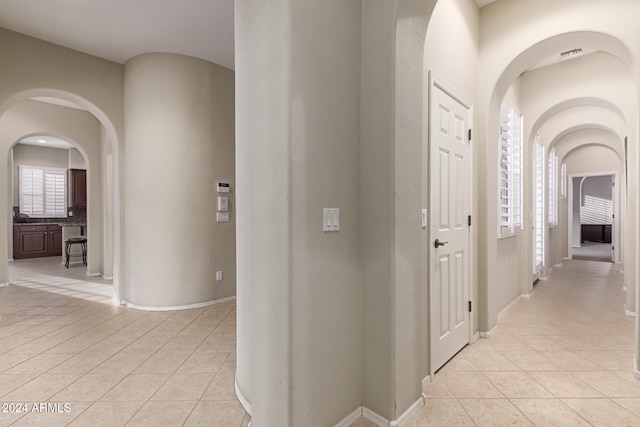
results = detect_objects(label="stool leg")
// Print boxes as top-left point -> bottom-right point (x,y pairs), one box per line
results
65,241 -> 71,268
82,242 -> 87,266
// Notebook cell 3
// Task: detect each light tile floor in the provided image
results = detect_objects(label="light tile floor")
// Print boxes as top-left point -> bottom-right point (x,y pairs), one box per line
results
1,257 -> 248,426
407,259 -> 638,426
1,258 -> 637,426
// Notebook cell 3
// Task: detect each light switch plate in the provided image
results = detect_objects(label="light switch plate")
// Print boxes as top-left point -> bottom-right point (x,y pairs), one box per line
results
422,209 -> 427,228
216,212 -> 230,222
323,208 -> 339,232
216,271 -> 223,281
217,196 -> 228,212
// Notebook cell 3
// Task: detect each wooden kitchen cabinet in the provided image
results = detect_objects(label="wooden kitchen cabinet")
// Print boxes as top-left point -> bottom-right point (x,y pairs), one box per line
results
70,169 -> 87,207
13,224 -> 63,259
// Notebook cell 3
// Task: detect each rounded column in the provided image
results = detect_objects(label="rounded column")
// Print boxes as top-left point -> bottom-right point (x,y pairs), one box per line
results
124,53 -> 235,308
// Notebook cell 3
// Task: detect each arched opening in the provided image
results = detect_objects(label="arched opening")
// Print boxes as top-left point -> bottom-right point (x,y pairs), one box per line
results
6,130 -> 116,302
0,90 -> 121,303
483,31 -> 637,332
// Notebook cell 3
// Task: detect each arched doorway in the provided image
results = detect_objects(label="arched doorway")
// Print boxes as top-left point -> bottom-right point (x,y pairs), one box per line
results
0,91 -> 122,303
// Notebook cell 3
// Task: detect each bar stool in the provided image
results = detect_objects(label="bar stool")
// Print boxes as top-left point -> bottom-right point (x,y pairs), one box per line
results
64,237 -> 87,268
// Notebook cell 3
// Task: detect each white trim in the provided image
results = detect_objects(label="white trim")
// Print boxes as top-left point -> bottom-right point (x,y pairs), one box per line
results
87,272 -> 101,277
625,307 -> 636,317
498,295 -> 522,319
422,375 -> 431,389
0,282 -> 9,288
124,295 -> 236,311
234,376 -> 252,416
362,407 -> 388,427
635,356 -> 640,380
335,408 -> 362,427
554,263 -> 563,268
390,395 -> 425,427
480,324 -> 499,338
472,332 -> 480,342
8,258 -> 13,262
102,274 -> 113,280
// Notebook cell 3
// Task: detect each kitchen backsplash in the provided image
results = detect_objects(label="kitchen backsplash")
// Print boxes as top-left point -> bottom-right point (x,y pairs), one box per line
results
13,206 -> 87,224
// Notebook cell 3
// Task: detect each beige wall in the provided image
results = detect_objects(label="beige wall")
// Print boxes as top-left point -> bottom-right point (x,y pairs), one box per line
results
0,28 -> 123,293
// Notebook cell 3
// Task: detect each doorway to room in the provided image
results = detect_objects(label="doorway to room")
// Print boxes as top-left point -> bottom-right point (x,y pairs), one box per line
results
569,173 -> 617,263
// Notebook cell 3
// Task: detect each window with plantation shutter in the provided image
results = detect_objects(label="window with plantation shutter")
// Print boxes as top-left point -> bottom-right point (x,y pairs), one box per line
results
534,140 -> 544,273
499,102 -> 523,237
20,165 -> 67,218
548,149 -> 558,227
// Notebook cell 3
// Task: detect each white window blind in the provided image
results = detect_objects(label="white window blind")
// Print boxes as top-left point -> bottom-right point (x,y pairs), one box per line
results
534,141 -> 544,273
548,149 -> 558,227
20,165 -> 67,218
499,102 -> 523,236
560,163 -> 567,199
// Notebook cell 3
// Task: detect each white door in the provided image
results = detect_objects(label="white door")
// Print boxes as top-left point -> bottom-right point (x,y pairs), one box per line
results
429,77 -> 471,373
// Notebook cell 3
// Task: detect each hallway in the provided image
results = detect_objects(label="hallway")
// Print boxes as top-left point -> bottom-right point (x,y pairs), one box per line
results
0,258 -> 635,425
409,259 -> 638,426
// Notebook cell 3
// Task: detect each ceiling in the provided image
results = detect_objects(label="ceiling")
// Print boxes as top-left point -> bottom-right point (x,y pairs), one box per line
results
18,135 -> 73,150
0,0 -> 235,70
0,1 -> 499,73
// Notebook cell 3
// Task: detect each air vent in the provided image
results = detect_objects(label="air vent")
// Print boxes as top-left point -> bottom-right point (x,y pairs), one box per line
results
560,48 -> 583,58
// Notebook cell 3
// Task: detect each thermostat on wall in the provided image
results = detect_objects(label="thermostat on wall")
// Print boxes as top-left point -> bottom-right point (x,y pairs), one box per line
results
217,182 -> 230,193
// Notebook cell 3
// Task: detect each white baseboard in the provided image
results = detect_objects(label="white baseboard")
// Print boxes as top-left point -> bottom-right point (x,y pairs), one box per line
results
563,257 -> 571,260
480,324 -> 499,338
554,263 -> 563,268
8,258 -> 14,262
498,294 -> 529,320
234,376 -> 253,417
634,356 -> 640,380
335,407 -> 363,427
391,395 -> 425,426
102,274 -> 113,280
625,307 -> 636,317
422,375 -> 431,389
0,282 -> 9,288
362,407 -> 388,427
124,295 -> 236,311
87,272 -> 101,277
472,332 -> 480,343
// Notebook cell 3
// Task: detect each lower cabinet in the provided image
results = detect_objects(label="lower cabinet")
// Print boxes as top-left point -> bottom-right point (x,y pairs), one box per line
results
13,225 -> 63,259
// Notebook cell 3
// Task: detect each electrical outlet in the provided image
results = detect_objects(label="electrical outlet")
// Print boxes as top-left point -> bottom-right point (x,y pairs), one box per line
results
216,271 -> 223,281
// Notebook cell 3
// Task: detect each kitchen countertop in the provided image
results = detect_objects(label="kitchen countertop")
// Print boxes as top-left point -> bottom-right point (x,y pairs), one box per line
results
14,222 -> 86,226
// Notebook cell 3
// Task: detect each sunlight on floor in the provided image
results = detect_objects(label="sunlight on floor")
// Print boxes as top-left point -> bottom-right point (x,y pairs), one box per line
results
8,257 -> 114,305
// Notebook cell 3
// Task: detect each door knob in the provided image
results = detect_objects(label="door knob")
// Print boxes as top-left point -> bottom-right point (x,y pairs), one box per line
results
434,238 -> 448,248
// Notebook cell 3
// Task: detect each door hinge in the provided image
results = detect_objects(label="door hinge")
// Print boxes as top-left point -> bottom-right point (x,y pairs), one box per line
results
468,129 -> 472,141
468,215 -> 472,227
612,245 -> 615,251
468,301 -> 472,312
